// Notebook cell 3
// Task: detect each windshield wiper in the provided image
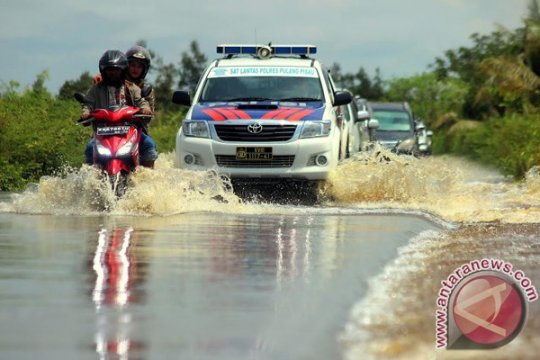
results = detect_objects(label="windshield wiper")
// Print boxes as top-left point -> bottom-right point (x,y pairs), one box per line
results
377,129 -> 409,132
225,97 -> 277,101
278,97 -> 321,102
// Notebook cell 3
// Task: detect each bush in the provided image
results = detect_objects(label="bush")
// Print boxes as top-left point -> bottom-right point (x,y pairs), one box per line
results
440,114 -> 540,178
0,90 -> 90,190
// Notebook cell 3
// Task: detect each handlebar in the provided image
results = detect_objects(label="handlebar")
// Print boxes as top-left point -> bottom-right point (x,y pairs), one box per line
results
77,117 -> 94,126
76,112 -> 152,126
132,113 -> 154,119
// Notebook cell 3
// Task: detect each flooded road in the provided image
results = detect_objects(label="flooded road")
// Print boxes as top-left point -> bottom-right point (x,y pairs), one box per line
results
1,151 -> 539,359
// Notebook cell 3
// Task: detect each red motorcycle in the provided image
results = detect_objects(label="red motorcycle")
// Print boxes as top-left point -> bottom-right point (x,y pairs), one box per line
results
75,93 -> 151,196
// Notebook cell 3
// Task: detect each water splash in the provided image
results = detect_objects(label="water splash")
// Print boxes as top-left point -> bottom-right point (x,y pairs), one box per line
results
4,165 -> 115,215
324,147 -> 540,223
2,149 -> 540,222
1,153 -> 245,216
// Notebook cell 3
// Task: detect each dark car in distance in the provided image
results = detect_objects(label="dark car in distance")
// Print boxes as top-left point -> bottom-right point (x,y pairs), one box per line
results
367,101 -> 421,155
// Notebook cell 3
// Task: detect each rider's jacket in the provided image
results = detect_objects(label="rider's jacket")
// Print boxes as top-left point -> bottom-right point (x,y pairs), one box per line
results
81,80 -> 150,117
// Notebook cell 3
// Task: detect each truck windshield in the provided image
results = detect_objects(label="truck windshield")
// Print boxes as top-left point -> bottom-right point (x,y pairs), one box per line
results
200,76 -> 323,102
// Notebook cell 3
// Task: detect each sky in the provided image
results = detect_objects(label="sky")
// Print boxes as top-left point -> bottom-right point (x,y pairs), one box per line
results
0,0 -> 531,94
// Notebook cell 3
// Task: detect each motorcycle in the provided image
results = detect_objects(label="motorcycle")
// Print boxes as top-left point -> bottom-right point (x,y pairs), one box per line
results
74,92 -> 151,197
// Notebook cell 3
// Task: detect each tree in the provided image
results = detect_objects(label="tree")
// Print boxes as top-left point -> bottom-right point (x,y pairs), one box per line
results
476,56 -> 540,114
177,40 -> 208,94
32,70 -> 50,95
431,27 -> 525,118
154,61 -> 177,112
528,0 -> 540,21
57,72 -> 94,100
525,0 -> 540,76
385,73 -> 469,125
329,63 -> 385,100
0,80 -> 20,98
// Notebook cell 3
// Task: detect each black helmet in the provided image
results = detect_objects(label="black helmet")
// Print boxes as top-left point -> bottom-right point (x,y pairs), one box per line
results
98,50 -> 127,85
126,45 -> 151,80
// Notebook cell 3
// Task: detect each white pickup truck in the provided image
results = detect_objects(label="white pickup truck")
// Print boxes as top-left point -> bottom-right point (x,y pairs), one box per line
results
172,44 -> 352,187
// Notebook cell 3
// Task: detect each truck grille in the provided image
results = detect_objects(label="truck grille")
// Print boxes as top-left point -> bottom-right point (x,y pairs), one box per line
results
215,155 -> 295,168
214,124 -> 297,142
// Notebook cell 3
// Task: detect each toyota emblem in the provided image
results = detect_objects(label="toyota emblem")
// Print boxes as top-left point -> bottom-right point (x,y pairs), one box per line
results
247,122 -> 263,134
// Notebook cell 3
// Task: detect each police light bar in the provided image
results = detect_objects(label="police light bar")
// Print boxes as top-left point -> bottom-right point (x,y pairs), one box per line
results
216,44 -> 317,56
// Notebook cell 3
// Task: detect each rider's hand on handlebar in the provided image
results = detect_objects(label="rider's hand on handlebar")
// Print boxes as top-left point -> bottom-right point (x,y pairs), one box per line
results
81,113 -> 91,119
141,108 -> 153,116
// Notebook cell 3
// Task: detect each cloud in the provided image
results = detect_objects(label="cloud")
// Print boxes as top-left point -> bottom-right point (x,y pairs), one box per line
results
0,0 -> 530,93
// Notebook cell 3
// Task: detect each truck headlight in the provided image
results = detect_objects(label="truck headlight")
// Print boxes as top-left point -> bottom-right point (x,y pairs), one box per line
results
395,138 -> 415,153
182,121 -> 210,138
300,121 -> 331,138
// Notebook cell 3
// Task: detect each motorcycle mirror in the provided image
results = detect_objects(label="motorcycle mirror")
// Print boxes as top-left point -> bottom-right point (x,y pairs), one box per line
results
74,92 -> 91,104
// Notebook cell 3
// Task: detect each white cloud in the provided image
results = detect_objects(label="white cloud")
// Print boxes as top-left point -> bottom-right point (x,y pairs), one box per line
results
0,0 -> 530,93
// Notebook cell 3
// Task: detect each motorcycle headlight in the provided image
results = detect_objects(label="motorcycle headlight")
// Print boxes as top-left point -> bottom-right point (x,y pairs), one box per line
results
300,121 -> 331,138
182,121 -> 210,138
116,133 -> 138,157
95,140 -> 112,157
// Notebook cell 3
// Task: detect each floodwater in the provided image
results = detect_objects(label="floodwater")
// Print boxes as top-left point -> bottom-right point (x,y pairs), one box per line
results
1,150 -> 539,359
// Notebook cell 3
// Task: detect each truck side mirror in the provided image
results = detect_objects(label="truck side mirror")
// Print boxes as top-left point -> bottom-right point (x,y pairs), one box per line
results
333,90 -> 352,106
368,118 -> 379,130
357,110 -> 370,121
172,91 -> 191,106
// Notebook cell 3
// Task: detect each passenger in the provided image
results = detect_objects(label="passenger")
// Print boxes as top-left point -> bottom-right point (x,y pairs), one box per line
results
81,49 -> 152,166
125,45 -> 158,168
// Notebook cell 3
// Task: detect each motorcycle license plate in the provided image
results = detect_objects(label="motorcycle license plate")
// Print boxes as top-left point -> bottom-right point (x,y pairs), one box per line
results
236,147 -> 273,160
96,126 -> 130,136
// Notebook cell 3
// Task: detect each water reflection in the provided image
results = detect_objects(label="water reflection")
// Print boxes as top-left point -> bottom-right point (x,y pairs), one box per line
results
89,226 -> 147,359
202,215 -> 343,289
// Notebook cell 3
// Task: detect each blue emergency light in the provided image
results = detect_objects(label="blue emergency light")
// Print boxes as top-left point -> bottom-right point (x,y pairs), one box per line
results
216,44 -> 317,57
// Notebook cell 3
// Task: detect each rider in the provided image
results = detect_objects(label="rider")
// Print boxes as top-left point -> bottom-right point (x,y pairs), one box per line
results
81,49 -> 152,165
125,45 -> 158,168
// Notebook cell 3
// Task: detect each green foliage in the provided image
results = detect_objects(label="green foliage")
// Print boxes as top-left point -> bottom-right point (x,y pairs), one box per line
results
153,62 -> 177,112
149,108 -> 186,153
0,88 -> 90,191
384,73 -> 469,126
57,71 -> 94,100
330,63 -> 384,99
32,70 -> 50,95
529,0 -> 540,21
432,27 -> 525,118
178,40 -> 208,94
438,114 -> 540,178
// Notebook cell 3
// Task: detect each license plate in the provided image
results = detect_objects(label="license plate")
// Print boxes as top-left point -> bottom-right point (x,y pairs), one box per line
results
236,147 -> 273,160
96,126 -> 130,136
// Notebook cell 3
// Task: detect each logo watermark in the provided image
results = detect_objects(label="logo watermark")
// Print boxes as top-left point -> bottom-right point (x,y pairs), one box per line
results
435,258 -> 538,349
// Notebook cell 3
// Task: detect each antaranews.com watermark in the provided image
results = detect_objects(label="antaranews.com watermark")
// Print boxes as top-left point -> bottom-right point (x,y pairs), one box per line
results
436,258 -> 538,349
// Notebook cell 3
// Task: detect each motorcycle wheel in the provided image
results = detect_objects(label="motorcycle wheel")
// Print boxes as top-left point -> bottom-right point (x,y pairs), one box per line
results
110,173 -> 129,197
